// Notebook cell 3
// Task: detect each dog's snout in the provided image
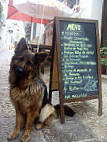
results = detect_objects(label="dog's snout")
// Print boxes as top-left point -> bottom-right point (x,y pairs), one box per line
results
13,65 -> 29,78
18,67 -> 25,73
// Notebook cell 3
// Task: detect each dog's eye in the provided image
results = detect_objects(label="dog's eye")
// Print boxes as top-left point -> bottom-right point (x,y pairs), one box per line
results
26,61 -> 31,65
19,57 -> 23,62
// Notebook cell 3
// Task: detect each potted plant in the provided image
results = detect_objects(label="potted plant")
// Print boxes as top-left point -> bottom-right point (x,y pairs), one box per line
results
100,47 -> 107,74
103,56 -> 107,74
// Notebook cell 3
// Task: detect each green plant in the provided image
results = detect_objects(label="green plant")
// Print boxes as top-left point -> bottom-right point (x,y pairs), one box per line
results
0,3 -> 5,27
103,59 -> 107,68
100,47 -> 107,68
0,3 -> 3,20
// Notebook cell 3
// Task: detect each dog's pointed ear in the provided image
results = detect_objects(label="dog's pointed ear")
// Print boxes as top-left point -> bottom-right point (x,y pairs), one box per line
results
15,38 -> 28,55
34,52 -> 48,64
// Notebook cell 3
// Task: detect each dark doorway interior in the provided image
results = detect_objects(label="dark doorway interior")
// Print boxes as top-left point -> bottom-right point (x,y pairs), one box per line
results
101,0 -> 107,47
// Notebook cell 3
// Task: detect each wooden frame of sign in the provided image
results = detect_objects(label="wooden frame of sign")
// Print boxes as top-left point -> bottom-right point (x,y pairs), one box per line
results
49,17 -> 102,123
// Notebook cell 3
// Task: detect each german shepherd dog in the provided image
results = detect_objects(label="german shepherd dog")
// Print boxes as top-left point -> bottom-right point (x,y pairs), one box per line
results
8,38 -> 75,142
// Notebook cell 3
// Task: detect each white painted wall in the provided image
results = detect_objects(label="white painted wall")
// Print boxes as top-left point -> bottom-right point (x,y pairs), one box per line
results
91,0 -> 103,40
35,24 -> 44,37
80,0 -> 103,40
0,27 -> 7,50
36,23 -> 45,44
0,0 -> 8,50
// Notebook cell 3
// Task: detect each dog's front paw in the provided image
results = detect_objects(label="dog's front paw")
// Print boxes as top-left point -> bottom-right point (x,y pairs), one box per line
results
8,130 -> 19,140
21,132 -> 31,142
35,122 -> 43,130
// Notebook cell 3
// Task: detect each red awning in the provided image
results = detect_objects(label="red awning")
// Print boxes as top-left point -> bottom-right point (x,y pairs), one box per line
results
7,0 -> 49,24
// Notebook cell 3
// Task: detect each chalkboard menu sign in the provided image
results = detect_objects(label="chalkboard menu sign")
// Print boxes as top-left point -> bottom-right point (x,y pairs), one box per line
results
60,21 -> 98,99
49,17 -> 102,123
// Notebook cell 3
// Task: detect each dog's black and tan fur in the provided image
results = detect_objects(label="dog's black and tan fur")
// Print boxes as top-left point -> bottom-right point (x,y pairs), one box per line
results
8,38 -> 75,142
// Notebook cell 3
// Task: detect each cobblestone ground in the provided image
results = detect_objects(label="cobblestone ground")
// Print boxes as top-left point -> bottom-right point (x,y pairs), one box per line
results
0,49 -> 107,142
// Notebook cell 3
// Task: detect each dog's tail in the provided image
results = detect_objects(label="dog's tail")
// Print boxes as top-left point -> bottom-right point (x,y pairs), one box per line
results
54,104 -> 75,117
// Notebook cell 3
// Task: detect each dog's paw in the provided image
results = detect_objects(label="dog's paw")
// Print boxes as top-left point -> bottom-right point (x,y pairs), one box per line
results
8,130 -> 19,140
35,122 -> 43,130
21,133 -> 30,142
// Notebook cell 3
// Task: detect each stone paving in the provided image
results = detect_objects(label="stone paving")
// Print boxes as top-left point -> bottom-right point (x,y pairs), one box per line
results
0,49 -> 107,142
